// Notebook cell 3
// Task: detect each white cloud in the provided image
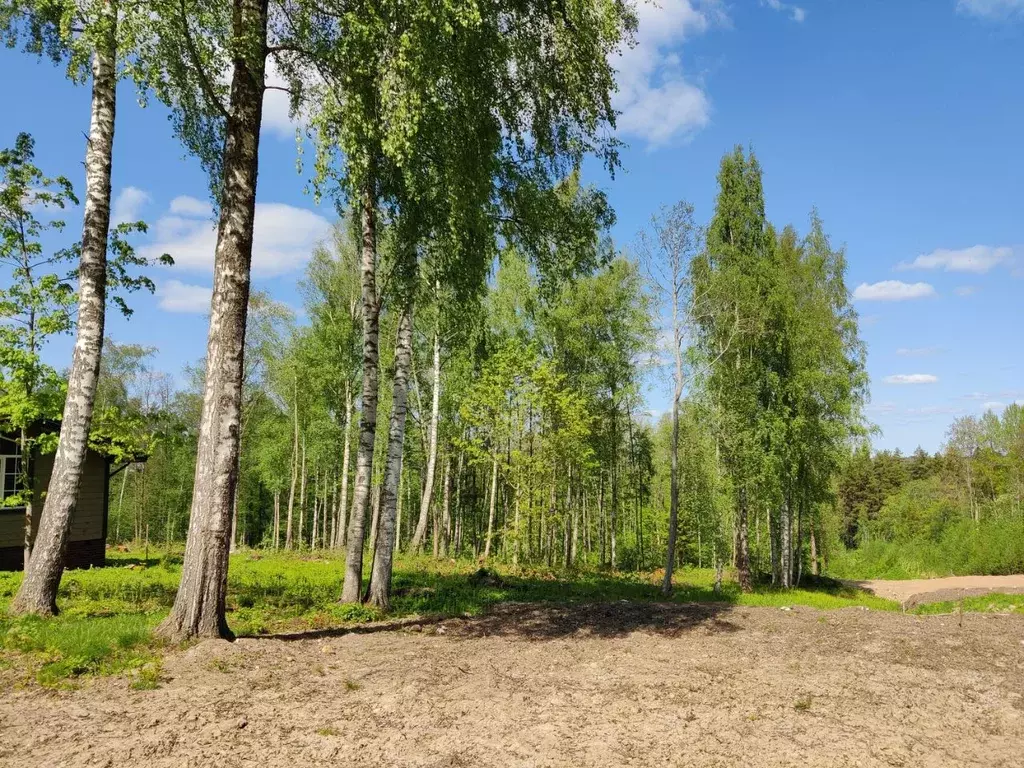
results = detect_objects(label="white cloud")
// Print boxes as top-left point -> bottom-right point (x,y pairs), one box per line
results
612,0 -> 722,147
762,0 -> 806,22
157,280 -> 212,314
262,58 -> 305,139
981,401 -> 1006,411
957,0 -> 1024,18
883,374 -> 939,385
896,346 -> 941,357
141,199 -> 332,278
897,245 -> 1015,274
954,285 -> 979,296
169,195 -> 213,218
111,186 -> 151,226
853,280 -> 935,301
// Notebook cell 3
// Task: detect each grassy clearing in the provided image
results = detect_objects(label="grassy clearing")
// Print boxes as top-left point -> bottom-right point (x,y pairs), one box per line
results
1,548 -> 899,687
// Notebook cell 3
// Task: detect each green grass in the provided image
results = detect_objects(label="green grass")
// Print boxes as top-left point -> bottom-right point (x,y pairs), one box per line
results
0,611 -> 164,687
0,548 -> 901,687
912,593 -> 1023,615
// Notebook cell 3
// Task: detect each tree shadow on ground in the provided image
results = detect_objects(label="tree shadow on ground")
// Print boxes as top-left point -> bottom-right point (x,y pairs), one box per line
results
442,600 -> 741,640
266,599 -> 740,643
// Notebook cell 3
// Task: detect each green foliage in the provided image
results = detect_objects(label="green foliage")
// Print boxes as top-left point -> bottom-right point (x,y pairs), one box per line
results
685,148 -> 867,586
829,404 -> 1024,578
0,132 -> 77,431
828,517 -> 1024,580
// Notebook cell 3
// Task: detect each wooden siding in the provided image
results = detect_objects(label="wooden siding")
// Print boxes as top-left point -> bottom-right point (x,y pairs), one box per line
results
0,449 -> 109,550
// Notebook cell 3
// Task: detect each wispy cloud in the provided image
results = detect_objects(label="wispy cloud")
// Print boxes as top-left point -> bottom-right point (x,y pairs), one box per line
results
954,285 -> 980,296
896,346 -> 941,357
157,279 -> 212,314
956,0 -> 1024,18
762,0 -> 806,22
897,245 -> 1015,274
853,280 -> 935,301
883,374 -> 939,385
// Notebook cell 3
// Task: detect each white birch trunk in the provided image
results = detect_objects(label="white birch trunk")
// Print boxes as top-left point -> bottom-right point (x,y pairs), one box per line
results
12,27 -> 117,616
335,382 -> 352,548
409,327 -> 441,553
154,0 -> 266,641
286,376 -> 298,549
484,454 -> 498,561
367,305 -> 414,609
341,188 -> 380,602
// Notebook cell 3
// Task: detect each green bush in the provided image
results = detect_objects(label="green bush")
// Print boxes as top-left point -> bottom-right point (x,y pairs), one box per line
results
828,516 -> 1024,579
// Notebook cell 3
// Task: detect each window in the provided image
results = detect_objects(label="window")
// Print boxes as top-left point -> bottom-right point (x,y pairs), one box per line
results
1,454 -> 24,508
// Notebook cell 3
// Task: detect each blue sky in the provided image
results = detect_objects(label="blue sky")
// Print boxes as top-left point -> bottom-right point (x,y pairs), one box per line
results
1,0 -> 1022,453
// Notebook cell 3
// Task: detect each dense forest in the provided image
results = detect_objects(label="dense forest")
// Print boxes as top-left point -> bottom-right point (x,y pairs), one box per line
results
1,0 -> 1022,644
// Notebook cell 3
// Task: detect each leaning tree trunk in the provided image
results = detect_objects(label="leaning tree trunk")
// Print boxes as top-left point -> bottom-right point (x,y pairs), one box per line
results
154,0 -> 266,642
409,327 -> 441,554
340,187 -> 381,603
11,31 -> 117,617
366,305 -> 414,609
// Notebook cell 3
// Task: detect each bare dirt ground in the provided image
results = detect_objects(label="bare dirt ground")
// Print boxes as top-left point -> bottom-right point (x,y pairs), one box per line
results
2,602 -> 1023,768
853,574 -> 1024,608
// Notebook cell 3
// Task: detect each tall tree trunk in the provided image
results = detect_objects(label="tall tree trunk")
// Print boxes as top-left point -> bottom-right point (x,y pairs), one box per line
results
736,486 -> 753,592
809,522 -> 819,576
439,455 -> 451,557
661,330 -> 683,593
341,187 -> 380,603
311,468 -> 320,550
20,426 -> 32,570
367,305 -> 414,609
335,382 -> 353,548
12,27 -> 117,616
395,465 -> 404,550
285,376 -> 298,549
298,434 -> 307,548
484,454 -> 498,561
153,0 -> 266,641
368,484 -> 381,555
598,471 -> 605,566
273,489 -> 280,549
230,477 -> 240,553
409,328 -> 441,553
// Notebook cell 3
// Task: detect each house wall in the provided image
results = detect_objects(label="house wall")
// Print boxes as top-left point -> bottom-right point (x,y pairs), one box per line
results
0,449 -> 109,570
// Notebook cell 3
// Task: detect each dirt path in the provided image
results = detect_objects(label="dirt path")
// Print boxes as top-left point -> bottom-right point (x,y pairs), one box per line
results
852,574 -> 1024,608
2,602 -> 1023,768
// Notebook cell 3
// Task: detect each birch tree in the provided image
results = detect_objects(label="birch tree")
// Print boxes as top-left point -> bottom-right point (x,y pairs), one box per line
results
5,0 -> 153,615
637,201 -> 701,594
